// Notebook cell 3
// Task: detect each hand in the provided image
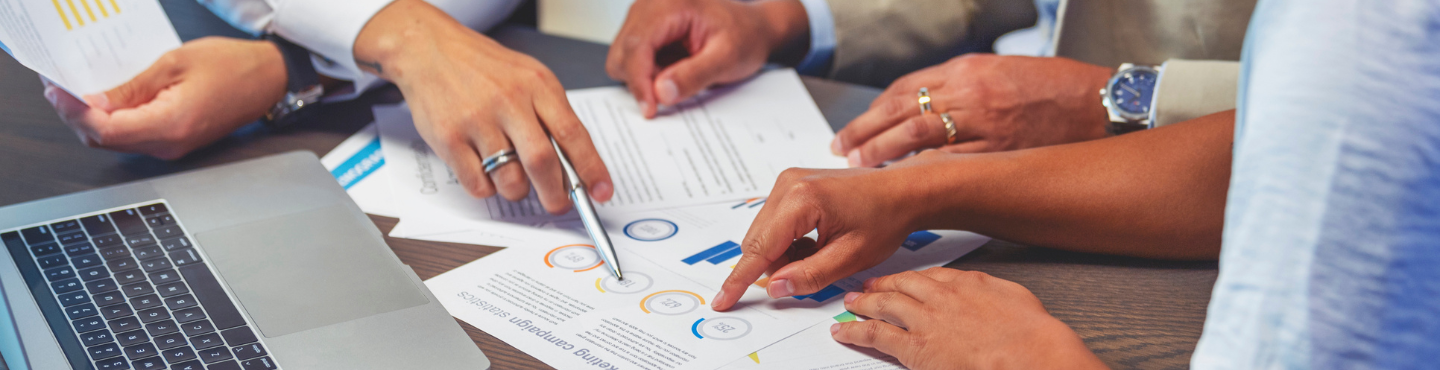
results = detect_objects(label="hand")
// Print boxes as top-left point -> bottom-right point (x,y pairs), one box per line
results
355,0 -> 613,213
44,37 -> 285,160
710,151 -> 957,311
607,0 -> 810,118
833,54 -> 1114,168
831,267 -> 1108,370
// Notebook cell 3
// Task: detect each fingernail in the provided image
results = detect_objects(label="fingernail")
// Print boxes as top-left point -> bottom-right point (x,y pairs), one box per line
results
84,93 -> 109,111
863,277 -> 877,290
639,101 -> 653,117
590,181 -> 614,202
830,323 -> 841,335
767,279 -> 794,298
844,292 -> 860,304
830,137 -> 844,156
846,149 -> 863,168
711,291 -> 726,310
657,79 -> 678,105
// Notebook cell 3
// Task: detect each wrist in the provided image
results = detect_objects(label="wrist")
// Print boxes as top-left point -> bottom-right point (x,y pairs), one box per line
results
353,0 -> 470,84
885,155 -> 972,232
756,0 -> 811,65
250,40 -> 289,108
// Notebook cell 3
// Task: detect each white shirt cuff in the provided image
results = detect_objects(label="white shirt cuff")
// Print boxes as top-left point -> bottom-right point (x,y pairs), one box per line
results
795,0 -> 836,75
269,0 -> 396,82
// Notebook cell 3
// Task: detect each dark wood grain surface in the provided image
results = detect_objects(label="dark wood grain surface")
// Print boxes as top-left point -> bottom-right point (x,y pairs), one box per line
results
0,2 -> 1216,368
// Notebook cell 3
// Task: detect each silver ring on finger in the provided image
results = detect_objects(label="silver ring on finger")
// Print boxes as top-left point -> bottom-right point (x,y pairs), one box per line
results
917,87 -> 933,115
482,149 -> 520,174
940,112 -> 958,145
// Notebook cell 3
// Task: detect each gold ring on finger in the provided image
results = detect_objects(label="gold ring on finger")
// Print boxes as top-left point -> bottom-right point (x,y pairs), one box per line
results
918,87 -> 933,115
940,112 -> 958,145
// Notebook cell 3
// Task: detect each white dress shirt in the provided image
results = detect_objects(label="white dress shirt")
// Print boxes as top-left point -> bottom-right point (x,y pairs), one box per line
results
196,0 -> 523,100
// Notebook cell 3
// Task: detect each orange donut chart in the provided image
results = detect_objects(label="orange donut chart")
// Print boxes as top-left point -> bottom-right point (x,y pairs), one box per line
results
639,290 -> 706,314
544,244 -> 605,272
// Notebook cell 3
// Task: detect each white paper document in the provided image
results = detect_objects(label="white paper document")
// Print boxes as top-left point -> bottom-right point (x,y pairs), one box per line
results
379,69 -> 846,245
0,0 -> 180,97
721,321 -> 903,370
319,123 -> 397,218
424,199 -> 990,370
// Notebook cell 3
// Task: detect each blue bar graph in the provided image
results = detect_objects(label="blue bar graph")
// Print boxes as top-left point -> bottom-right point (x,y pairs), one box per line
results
683,241 -> 741,265
901,231 -> 941,251
792,285 -> 846,302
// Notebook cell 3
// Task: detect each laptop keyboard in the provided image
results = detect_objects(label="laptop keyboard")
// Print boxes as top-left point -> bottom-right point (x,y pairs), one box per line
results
3,202 -> 279,370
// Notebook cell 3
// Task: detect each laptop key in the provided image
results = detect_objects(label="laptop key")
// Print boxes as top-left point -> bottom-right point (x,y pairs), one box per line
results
153,225 -> 184,240
191,333 -> 225,350
44,265 -> 75,281
36,253 -> 67,269
78,265 -> 110,281
122,282 -> 155,298
115,269 -> 146,285
52,219 -> 83,235
57,290 -> 90,307
208,360 -> 242,370
130,294 -> 164,311
95,356 -> 130,370
181,319 -> 216,337
51,278 -> 84,294
29,242 -> 61,257
173,306 -> 206,323
239,356 -> 277,370
72,253 -> 104,269
146,319 -> 179,336
74,316 -> 107,333
132,356 -> 165,370
109,209 -> 149,236
79,329 -> 113,347
145,215 -> 175,228
20,226 -> 53,245
231,343 -> 267,361
178,264 -> 246,330
165,294 -> 198,310
126,342 -> 158,359
131,245 -> 163,260
109,316 -> 142,333
197,345 -> 234,363
116,330 -> 149,347
149,269 -> 181,285
58,231 -> 88,245
156,281 -> 190,297
138,203 -> 169,216
140,257 -> 172,272
88,278 -> 120,294
101,303 -> 134,320
171,360 -> 204,370
64,242 -> 95,257
92,291 -> 127,309
100,246 -> 133,260
127,234 -> 158,248
93,234 -> 124,249
65,303 -> 98,319
89,342 -> 124,360
220,327 -> 258,346
170,248 -> 203,266
155,332 -> 188,350
160,237 -> 193,251
81,214 -> 118,237
137,307 -> 171,323
107,257 -> 139,273
164,345 -> 198,363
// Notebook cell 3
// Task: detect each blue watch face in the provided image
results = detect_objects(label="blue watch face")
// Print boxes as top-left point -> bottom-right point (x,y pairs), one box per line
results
1109,68 -> 1158,116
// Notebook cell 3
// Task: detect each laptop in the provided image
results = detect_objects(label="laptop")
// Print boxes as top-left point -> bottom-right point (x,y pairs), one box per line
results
0,151 -> 490,370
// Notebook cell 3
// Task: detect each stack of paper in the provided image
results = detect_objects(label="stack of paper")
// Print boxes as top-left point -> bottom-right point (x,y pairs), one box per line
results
320,69 -> 991,370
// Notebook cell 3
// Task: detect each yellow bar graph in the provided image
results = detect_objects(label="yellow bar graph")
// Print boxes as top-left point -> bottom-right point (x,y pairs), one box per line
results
50,0 -> 72,30
64,0 -> 84,26
110,0 -> 120,14
95,0 -> 109,18
79,0 -> 97,23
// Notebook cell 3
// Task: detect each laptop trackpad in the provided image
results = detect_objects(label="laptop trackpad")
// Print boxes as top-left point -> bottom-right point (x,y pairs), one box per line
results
194,205 -> 426,338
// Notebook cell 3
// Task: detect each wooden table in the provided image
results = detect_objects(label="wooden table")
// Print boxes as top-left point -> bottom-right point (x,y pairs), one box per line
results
0,2 -> 1217,368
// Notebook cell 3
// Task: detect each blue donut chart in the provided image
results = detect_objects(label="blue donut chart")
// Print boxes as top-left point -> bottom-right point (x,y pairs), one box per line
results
623,219 -> 679,241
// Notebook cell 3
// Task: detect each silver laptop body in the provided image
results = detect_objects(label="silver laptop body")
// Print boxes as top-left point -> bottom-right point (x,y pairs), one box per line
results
0,151 -> 489,370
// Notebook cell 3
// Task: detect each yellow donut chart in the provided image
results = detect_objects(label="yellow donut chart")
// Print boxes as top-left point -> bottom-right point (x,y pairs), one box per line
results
544,244 -> 605,272
639,290 -> 706,314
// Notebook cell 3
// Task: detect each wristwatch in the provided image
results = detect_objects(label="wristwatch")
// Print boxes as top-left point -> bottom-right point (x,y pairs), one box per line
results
263,34 -> 324,128
1100,63 -> 1161,133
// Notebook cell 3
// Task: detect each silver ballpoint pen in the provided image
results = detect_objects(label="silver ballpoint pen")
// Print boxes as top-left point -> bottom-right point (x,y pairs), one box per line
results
550,137 -> 624,280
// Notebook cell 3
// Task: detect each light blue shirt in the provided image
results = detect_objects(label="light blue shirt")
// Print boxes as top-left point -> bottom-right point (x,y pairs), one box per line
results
795,0 -> 837,75
1193,0 -> 1440,368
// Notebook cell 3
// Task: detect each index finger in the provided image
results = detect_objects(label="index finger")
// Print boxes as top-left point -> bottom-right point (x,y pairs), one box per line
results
608,27 -> 660,118
534,78 -> 615,202
712,189 -> 820,311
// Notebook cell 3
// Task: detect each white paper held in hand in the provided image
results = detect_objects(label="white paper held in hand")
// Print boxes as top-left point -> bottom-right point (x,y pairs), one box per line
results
0,0 -> 181,98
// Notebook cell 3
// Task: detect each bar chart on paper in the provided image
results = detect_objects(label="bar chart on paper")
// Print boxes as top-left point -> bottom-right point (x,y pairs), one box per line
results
0,0 -> 180,95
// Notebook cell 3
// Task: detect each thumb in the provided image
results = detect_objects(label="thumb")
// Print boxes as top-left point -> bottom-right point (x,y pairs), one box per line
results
652,44 -> 750,106
90,54 -> 180,112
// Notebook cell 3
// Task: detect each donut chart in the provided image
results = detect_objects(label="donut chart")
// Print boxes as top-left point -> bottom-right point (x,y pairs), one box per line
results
639,290 -> 705,315
544,244 -> 604,272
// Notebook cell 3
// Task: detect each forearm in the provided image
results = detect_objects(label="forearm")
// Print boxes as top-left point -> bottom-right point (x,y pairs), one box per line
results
352,0 -> 484,82
912,110 -> 1235,259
